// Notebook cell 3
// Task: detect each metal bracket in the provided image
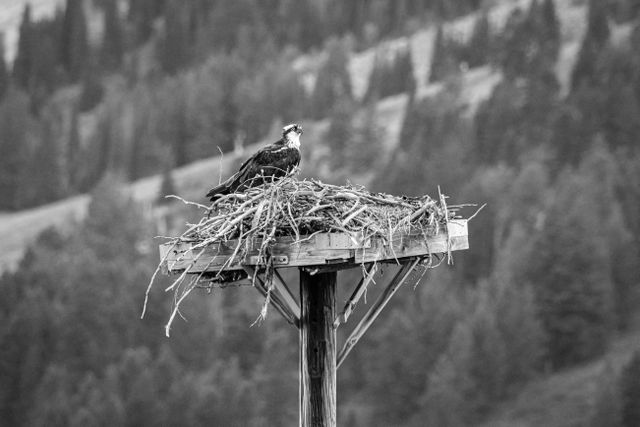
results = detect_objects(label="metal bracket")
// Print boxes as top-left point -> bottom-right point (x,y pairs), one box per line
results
247,255 -> 289,265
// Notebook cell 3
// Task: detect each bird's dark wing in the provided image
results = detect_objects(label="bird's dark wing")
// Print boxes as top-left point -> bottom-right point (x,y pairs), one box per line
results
207,141 -> 300,200
232,142 -> 281,185
249,144 -> 300,174
206,143 -> 275,199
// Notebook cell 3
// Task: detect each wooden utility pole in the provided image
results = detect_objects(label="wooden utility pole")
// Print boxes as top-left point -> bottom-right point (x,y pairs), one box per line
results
160,220 -> 470,426
299,270 -> 337,427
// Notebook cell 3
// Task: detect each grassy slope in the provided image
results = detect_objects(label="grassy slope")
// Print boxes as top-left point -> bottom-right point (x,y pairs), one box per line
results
0,0 -> 587,273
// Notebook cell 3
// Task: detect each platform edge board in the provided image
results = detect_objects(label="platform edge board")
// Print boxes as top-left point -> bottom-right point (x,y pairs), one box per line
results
159,220 -> 468,274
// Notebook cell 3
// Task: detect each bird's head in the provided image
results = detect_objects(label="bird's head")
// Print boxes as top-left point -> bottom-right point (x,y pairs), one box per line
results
282,123 -> 303,149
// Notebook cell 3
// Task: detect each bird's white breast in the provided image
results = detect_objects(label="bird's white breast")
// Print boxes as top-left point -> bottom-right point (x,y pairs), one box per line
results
286,133 -> 301,149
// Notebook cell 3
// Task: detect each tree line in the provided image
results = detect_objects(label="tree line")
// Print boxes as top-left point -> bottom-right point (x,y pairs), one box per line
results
1,0 -> 640,425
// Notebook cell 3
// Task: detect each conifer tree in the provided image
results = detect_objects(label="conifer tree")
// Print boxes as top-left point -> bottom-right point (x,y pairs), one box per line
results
291,0 -> 324,51
128,0 -> 162,45
525,149 -> 619,369
28,19 -> 60,109
429,25 -> 455,83
620,351 -> 640,427
541,0 -> 561,61
100,0 -> 124,70
158,0 -> 190,74
366,47 -> 415,100
78,64 -> 104,112
28,117 -> 64,205
349,100 -> 383,172
60,0 -> 89,82
572,0 -> 610,90
0,87 -> 31,210
310,38 -> 352,118
394,47 -> 416,96
323,97 -> 354,168
0,33 -> 8,99
13,4 -> 33,88
589,363 -> 622,427
66,108 -> 81,191
466,12 -> 491,68
364,54 -> 384,101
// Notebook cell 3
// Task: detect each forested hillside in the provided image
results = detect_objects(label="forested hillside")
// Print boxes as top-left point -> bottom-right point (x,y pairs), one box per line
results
1,0 -> 640,425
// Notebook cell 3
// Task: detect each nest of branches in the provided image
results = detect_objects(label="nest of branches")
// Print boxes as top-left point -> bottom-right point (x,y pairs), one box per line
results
196,177 -> 452,237
144,175 -> 467,335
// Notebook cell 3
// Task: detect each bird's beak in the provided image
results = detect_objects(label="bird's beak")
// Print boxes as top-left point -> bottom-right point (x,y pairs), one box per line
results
298,127 -> 304,135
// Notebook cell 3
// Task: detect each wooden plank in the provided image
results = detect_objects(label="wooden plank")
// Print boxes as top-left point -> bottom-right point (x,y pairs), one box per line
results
273,270 -> 301,321
354,220 -> 468,263
243,267 -> 298,328
300,270 -> 337,427
160,220 -> 468,274
334,263 -> 378,328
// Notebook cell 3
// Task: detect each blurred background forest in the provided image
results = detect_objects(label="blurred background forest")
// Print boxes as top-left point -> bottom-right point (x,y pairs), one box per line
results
0,0 -> 639,425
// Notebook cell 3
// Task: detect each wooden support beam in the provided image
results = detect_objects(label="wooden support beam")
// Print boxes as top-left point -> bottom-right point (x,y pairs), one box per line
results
244,267 -> 298,328
333,263 -> 378,328
299,270 -> 337,427
273,269 -> 301,320
336,258 -> 423,369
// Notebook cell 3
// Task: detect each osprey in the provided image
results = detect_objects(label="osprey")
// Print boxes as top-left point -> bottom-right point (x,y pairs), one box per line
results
206,123 -> 303,201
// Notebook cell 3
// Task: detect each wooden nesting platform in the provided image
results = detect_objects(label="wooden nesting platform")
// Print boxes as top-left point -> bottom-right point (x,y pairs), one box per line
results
159,219 -> 468,274
156,216 -> 470,427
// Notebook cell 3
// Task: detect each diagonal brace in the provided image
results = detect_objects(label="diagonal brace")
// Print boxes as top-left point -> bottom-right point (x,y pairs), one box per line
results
334,263 -> 378,328
273,269 -> 301,320
336,258 -> 423,369
244,266 -> 299,328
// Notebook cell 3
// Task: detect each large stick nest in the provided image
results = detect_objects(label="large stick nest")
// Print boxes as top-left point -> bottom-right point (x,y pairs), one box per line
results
186,176 -> 455,244
144,175 -> 467,335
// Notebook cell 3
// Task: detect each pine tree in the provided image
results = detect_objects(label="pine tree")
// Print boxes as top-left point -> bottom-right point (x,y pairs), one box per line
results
465,12 -> 491,68
128,0 -> 162,45
541,0 -> 561,61
394,47 -> 416,96
158,0 -> 190,74
595,46 -> 640,149
13,4 -> 33,88
348,100 -> 383,173
290,0 -> 324,51
78,64 -> 104,112
590,362 -> 622,427
100,0 -> 124,70
364,53 -> 384,101
28,116 -> 64,205
422,297 -> 509,424
310,38 -> 352,118
429,25 -> 457,83
60,0 -> 89,81
364,48 -> 415,101
323,97 -> 354,169
28,17 -> 61,110
0,33 -> 9,99
572,0 -> 610,90
524,150 -> 619,369
620,351 -> 640,427
0,87 -> 31,210
66,108 -> 82,191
